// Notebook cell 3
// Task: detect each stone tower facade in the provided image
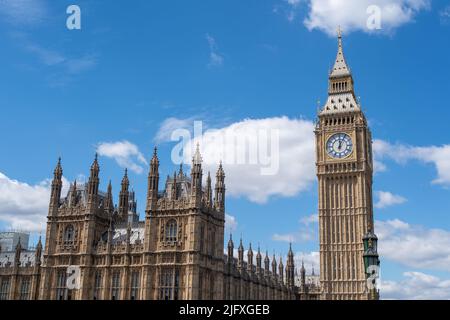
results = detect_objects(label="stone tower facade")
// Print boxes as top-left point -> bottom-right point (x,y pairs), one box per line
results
143,145 -> 226,300
315,30 -> 375,300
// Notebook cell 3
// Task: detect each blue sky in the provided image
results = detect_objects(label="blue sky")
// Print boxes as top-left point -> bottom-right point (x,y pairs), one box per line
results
0,0 -> 450,299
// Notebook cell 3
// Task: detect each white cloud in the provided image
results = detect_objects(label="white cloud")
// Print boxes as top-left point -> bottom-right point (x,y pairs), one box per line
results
0,0 -> 47,26
284,0 -> 430,35
97,141 -> 148,174
273,213 -> 318,243
0,172 -> 70,233
225,214 -> 238,232
206,34 -> 224,67
381,272 -> 450,300
24,42 -> 97,74
376,219 -> 450,272
440,5 -> 450,24
272,233 -> 296,242
154,117 -> 195,143
300,213 -> 319,225
180,117 -> 316,204
373,139 -> 450,186
294,251 -> 320,274
375,191 -> 407,209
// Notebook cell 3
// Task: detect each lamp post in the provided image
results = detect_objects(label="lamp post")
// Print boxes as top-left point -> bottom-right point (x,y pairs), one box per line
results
363,229 -> 380,300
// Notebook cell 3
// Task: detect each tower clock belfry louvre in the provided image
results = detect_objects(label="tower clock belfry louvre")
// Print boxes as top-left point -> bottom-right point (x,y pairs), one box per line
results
315,30 -> 376,300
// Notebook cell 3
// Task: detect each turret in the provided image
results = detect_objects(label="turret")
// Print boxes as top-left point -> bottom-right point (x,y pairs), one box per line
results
118,169 -> 129,220
214,162 -> 225,212
227,234 -> 234,264
105,180 -> 114,212
49,157 -> 63,212
256,246 -> 262,275
178,163 -> 184,178
271,254 -> 277,276
264,251 -> 270,277
171,171 -> 178,200
14,239 -> 22,267
146,147 -> 160,213
286,243 -> 295,288
279,256 -> 284,284
238,238 -> 244,270
300,260 -> 306,288
191,143 -> 203,207
206,171 -> 213,207
35,237 -> 43,266
70,180 -> 78,207
87,154 -> 100,206
247,243 -> 254,273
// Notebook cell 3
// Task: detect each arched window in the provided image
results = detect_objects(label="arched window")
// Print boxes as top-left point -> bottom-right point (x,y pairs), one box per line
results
64,225 -> 75,244
165,220 -> 178,242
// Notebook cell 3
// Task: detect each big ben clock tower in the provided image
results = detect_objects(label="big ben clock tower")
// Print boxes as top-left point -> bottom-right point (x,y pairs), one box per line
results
315,30 -> 376,300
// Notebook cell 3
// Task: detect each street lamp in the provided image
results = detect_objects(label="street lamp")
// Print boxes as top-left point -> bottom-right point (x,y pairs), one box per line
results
363,228 -> 380,300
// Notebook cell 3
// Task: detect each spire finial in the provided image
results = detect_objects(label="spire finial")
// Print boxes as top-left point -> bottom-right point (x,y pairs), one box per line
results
192,142 -> 202,164
179,163 -> 183,176
329,25 -> 352,79
54,157 -> 63,177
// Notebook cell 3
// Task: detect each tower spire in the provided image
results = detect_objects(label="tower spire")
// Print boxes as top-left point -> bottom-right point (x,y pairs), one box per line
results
206,171 -> 212,207
227,234 -> 234,263
214,161 -> 225,212
118,169 -> 129,220
105,180 -> 114,212
321,28 -> 359,114
146,147 -> 160,213
330,26 -> 351,79
87,153 -> 100,206
49,157 -> 63,212
191,143 -> 203,207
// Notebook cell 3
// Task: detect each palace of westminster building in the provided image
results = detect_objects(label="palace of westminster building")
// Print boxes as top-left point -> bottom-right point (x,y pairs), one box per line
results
0,32 -> 379,301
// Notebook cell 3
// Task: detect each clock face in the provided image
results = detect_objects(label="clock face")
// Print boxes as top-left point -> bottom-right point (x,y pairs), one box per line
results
326,133 -> 353,159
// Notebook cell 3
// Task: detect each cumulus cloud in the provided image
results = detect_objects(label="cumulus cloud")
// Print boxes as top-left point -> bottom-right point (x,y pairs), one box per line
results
225,214 -> 238,232
375,191 -> 407,209
373,139 -> 450,186
381,272 -> 450,300
283,0 -> 430,35
176,117 -> 316,204
0,172 -> 70,232
206,34 -> 224,68
97,141 -> 148,174
157,118 -> 449,204
376,219 -> 450,272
